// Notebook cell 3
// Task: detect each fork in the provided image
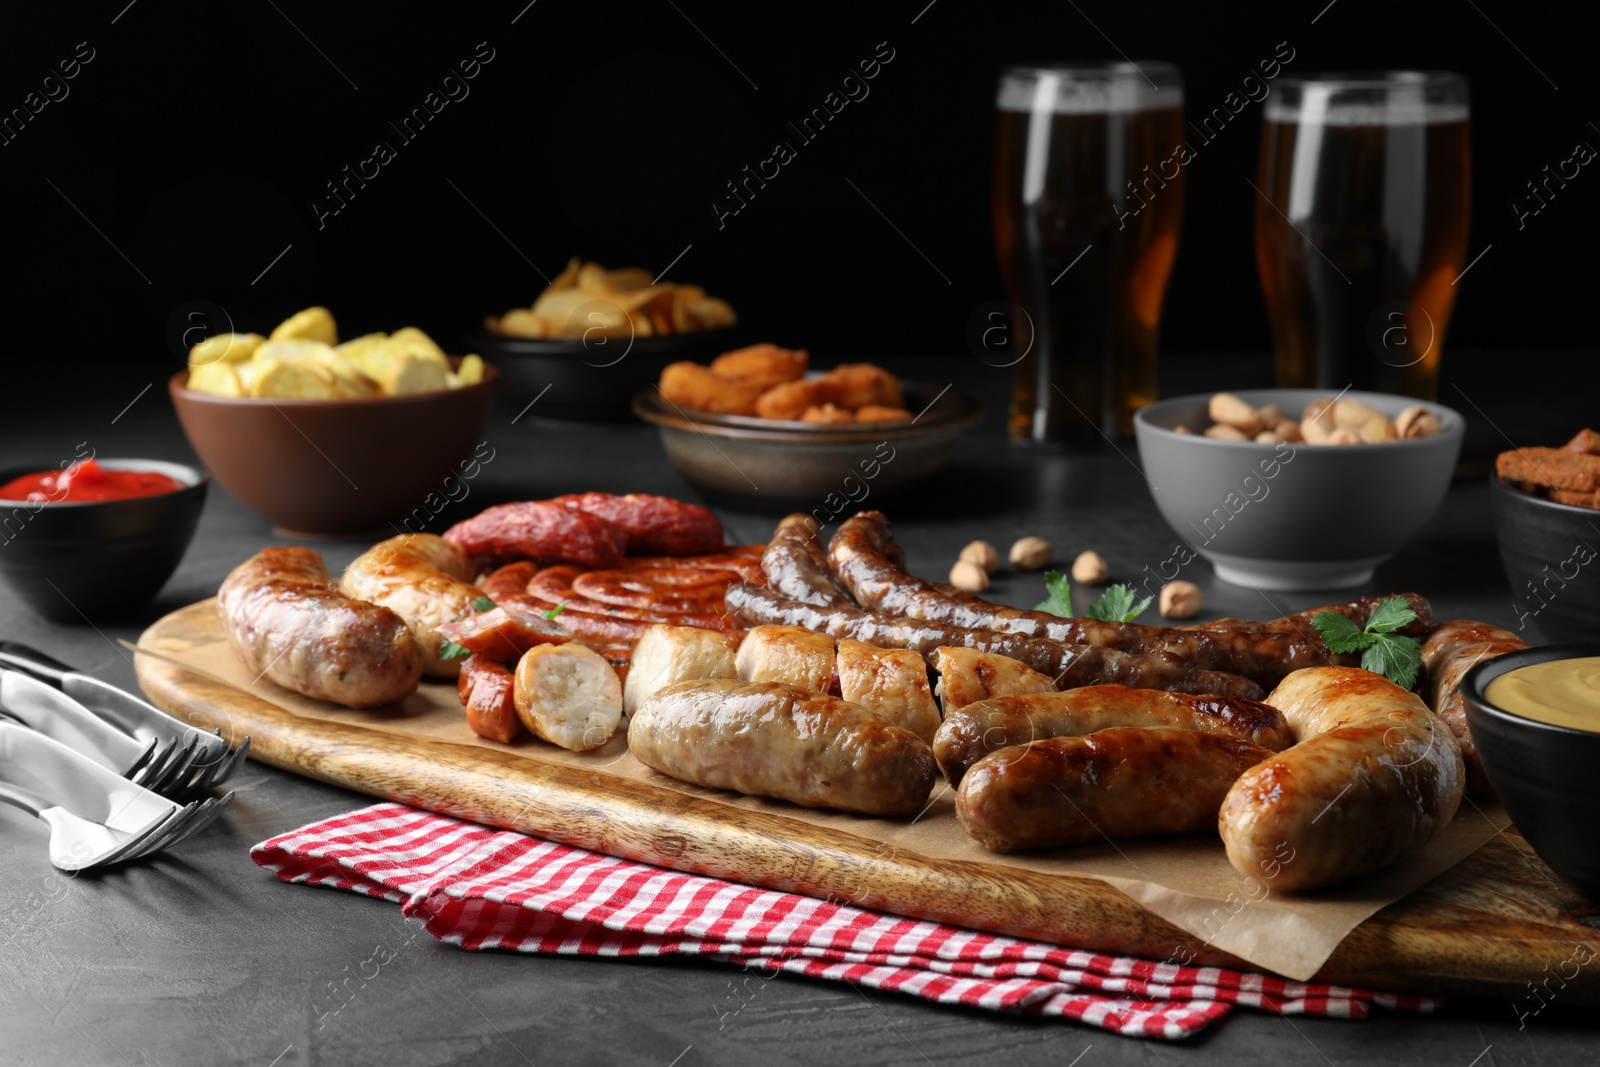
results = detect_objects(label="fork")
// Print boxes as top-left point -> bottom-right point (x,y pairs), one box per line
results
0,642 -> 249,793
0,724 -> 233,871
0,668 -> 208,798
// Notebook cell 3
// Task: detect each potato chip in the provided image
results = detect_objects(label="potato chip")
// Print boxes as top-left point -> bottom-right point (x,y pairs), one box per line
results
492,260 -> 735,340
189,332 -> 264,367
269,306 -> 338,345
186,360 -> 244,395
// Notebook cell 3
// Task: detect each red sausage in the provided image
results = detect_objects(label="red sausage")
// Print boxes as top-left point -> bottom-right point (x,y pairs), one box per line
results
552,492 -> 724,555
444,502 -> 627,569
457,654 -> 522,743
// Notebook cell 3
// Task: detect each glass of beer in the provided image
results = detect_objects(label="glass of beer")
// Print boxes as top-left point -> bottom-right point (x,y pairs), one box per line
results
993,62 -> 1185,445
1255,72 -> 1470,398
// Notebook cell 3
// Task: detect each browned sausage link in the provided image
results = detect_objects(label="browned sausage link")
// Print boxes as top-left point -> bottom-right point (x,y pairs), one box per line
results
628,679 -> 936,816
826,511 -> 1340,686
458,654 -> 521,743
761,513 -> 853,608
217,547 -> 423,708
480,561 -> 540,603
934,685 -> 1295,786
1194,592 -> 1434,638
525,567 -> 740,633
725,582 -> 1265,700
1420,619 -> 1529,799
956,728 -> 1274,850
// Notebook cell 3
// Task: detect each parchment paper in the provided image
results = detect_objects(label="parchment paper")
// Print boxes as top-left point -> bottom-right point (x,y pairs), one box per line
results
154,636 -> 1509,982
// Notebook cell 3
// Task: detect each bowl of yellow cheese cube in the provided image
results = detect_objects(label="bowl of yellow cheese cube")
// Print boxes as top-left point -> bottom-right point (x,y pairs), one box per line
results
171,307 -> 497,536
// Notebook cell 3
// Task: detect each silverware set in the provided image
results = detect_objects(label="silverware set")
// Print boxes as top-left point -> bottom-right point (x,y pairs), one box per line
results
0,642 -> 246,871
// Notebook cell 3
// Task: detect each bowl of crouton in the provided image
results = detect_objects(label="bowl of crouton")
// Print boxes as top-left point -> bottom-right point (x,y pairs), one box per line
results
171,307 -> 496,537
633,344 -> 981,510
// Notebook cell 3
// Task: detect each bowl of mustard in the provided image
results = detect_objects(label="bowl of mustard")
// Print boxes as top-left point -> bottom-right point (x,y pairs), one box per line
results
1463,644 -> 1600,901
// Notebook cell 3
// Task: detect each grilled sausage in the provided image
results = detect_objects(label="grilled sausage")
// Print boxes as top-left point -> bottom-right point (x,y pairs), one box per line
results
1219,666 -> 1465,892
735,625 -> 836,691
623,624 -> 739,715
836,639 -> 941,744
445,501 -> 628,569
435,601 -> 573,664
1421,620 -> 1530,799
957,728 -> 1273,850
762,513 -> 853,607
513,644 -> 623,751
931,646 -> 1057,715
1196,593 -> 1433,638
217,547 -> 422,708
339,534 -> 481,678
725,582 -> 1265,700
827,511 -> 1349,686
458,654 -> 521,743
550,492 -> 724,556
934,685 -> 1295,786
628,680 -> 936,816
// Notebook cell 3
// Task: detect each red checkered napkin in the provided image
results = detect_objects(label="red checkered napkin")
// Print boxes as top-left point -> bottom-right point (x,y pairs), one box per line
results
250,803 -> 1438,1040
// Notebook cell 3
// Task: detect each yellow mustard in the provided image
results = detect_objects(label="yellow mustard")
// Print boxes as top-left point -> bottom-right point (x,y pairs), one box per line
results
1485,657 -> 1600,732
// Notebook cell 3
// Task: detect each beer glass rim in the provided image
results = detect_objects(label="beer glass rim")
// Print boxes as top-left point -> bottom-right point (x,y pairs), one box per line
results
1277,70 -> 1467,94
1002,61 -> 1180,84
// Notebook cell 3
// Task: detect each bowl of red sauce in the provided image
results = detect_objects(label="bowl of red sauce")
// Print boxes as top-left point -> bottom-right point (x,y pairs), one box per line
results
0,457 -> 207,622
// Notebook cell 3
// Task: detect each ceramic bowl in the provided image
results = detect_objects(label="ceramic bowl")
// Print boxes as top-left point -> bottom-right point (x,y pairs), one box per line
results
1489,474 -> 1600,642
1133,389 -> 1463,590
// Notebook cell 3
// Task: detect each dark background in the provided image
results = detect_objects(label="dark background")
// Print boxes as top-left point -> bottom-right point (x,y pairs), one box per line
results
1,0 -> 1594,406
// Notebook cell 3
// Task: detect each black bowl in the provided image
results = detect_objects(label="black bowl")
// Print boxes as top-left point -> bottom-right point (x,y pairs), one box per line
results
1489,475 -> 1600,642
1463,643 -> 1600,901
466,325 -> 742,421
0,459 -> 207,623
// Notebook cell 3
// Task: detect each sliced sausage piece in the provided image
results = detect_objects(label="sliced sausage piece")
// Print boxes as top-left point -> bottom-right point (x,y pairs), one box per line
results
436,601 -> 572,664
513,644 -> 624,752
1420,620 -> 1529,800
623,624 -> 739,715
836,638 -> 941,744
931,646 -> 1057,715
957,728 -> 1273,851
735,625 -> 835,691
629,680 -> 936,816
339,534 -> 481,678
458,654 -> 521,743
933,685 -> 1295,786
1219,666 -> 1465,892
217,547 -> 423,708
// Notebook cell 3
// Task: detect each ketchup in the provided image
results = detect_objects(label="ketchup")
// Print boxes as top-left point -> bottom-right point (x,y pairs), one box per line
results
0,459 -> 186,504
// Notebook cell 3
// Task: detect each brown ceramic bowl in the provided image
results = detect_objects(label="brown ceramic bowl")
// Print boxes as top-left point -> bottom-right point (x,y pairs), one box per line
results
632,380 -> 982,511
169,360 -> 496,537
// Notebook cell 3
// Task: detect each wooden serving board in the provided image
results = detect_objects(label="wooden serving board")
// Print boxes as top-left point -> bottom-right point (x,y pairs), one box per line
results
138,601 -> 1600,1004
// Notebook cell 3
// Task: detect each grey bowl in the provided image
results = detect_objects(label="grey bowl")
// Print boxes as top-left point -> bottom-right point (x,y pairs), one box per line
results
1463,644 -> 1600,901
1133,389 -> 1463,590
1489,474 -> 1600,642
632,381 -> 982,512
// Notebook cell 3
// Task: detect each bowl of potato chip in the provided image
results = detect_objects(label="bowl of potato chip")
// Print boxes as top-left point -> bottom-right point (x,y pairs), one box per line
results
171,307 -> 496,537
633,344 -> 981,511
470,259 -> 740,420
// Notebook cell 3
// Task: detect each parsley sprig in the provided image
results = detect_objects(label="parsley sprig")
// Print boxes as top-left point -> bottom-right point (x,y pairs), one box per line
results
1312,596 -> 1422,689
1034,571 -> 1152,623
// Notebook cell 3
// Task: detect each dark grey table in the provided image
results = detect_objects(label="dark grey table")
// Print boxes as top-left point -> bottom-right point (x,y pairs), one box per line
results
3,353 -> 1597,1065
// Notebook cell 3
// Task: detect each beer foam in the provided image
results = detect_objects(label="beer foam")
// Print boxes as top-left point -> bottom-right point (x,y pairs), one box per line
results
998,69 -> 1181,114
1263,98 -> 1469,125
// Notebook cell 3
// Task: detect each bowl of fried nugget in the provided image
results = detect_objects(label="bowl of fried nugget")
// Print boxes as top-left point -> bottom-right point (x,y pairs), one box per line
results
471,258 -> 740,421
171,307 -> 496,536
634,344 -> 981,511
1492,428 -> 1600,642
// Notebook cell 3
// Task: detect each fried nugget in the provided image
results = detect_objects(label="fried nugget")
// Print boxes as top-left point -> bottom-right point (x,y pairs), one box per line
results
709,344 -> 809,390
658,362 -> 763,416
801,403 -> 855,425
821,363 -> 903,409
1497,448 -> 1600,492
1550,488 -> 1600,509
1566,429 -> 1600,455
853,404 -> 913,423
755,378 -> 833,420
